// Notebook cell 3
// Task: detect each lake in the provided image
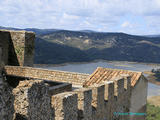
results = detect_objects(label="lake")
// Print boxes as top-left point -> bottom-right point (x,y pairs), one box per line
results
35,61 -> 160,97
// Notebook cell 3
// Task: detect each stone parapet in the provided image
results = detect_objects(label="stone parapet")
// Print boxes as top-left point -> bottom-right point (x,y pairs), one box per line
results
13,80 -> 53,120
52,92 -> 78,120
5,66 -> 89,86
51,76 -> 131,120
74,88 -> 92,120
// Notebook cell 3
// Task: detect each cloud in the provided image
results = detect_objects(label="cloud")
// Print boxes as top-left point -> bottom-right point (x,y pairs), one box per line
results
0,0 -> 160,34
121,21 -> 133,28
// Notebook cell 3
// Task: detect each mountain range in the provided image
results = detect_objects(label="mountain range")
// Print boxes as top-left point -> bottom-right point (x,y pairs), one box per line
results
1,26 -> 160,64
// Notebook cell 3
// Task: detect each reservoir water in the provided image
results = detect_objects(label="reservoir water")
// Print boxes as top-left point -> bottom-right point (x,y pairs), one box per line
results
35,61 -> 160,97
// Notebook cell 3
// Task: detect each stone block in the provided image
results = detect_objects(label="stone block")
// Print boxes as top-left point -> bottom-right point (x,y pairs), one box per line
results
52,92 -> 78,120
103,81 -> 114,120
74,88 -> 92,120
13,80 -> 53,120
90,84 -> 105,120
112,77 -> 124,97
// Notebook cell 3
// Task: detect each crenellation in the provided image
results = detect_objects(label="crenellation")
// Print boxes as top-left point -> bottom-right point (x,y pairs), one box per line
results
120,74 -> 131,90
103,81 -> 114,101
90,84 -> 105,120
74,88 -> 92,120
52,92 -> 78,120
120,74 -> 131,111
13,80 -> 54,120
112,77 -> 125,97
103,81 -> 114,120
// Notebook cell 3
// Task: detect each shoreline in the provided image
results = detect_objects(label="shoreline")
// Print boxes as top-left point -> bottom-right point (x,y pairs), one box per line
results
34,60 -> 160,68
148,80 -> 160,86
144,71 -> 160,86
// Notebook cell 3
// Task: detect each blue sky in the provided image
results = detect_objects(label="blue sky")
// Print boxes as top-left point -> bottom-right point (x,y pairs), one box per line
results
0,0 -> 160,35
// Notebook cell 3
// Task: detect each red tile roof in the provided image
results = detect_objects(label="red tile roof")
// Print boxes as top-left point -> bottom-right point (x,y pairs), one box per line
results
83,67 -> 143,87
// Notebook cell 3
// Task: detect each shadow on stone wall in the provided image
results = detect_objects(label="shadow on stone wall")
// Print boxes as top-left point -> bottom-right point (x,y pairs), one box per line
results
27,81 -> 55,119
0,31 -> 20,66
8,34 -> 20,66
0,71 -> 15,119
15,113 -> 27,120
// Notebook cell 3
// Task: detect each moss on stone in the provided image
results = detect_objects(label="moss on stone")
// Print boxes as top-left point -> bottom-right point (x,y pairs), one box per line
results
15,46 -> 24,62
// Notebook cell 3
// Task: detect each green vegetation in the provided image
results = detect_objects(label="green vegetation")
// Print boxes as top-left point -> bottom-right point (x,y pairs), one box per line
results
15,46 -> 23,56
151,68 -> 160,74
15,46 -> 24,61
151,69 -> 160,82
147,103 -> 160,120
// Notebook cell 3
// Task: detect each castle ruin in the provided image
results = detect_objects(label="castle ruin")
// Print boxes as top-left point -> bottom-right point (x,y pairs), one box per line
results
0,29 -> 148,120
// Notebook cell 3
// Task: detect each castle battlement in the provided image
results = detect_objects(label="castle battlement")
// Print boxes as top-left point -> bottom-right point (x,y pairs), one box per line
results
0,30 -> 147,120
10,76 -> 131,120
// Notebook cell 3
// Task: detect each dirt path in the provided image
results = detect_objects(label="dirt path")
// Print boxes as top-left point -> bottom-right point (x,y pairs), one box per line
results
147,96 -> 160,107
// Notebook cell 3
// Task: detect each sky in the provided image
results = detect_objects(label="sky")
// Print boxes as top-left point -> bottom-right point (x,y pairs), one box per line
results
0,0 -> 160,35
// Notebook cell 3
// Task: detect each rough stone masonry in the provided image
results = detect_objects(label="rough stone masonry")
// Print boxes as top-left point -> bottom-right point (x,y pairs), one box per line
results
0,30 -> 35,66
0,47 -> 15,120
13,80 -> 54,120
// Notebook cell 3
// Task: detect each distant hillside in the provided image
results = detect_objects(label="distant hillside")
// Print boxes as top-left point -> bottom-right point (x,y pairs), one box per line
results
35,30 -> 160,64
1,26 -> 160,64
144,35 -> 160,38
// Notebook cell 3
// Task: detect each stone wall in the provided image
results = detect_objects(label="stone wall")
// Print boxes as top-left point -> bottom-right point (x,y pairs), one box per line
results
0,30 -> 35,66
1,66 -> 132,120
0,47 -> 2,69
0,31 -> 9,65
0,47 -> 15,120
5,66 -> 90,86
11,74 -> 131,120
51,76 -> 131,120
0,75 -> 15,120
130,76 -> 148,120
52,92 -> 78,120
13,80 -> 54,120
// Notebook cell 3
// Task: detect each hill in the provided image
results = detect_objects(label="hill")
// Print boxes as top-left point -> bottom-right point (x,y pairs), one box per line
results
35,30 -> 160,64
1,26 -> 160,64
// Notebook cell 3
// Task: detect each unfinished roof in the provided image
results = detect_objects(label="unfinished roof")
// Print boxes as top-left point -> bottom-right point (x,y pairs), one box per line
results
83,67 -> 143,87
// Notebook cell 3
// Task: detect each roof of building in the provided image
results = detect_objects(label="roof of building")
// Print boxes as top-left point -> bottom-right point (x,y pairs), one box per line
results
83,67 -> 143,87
